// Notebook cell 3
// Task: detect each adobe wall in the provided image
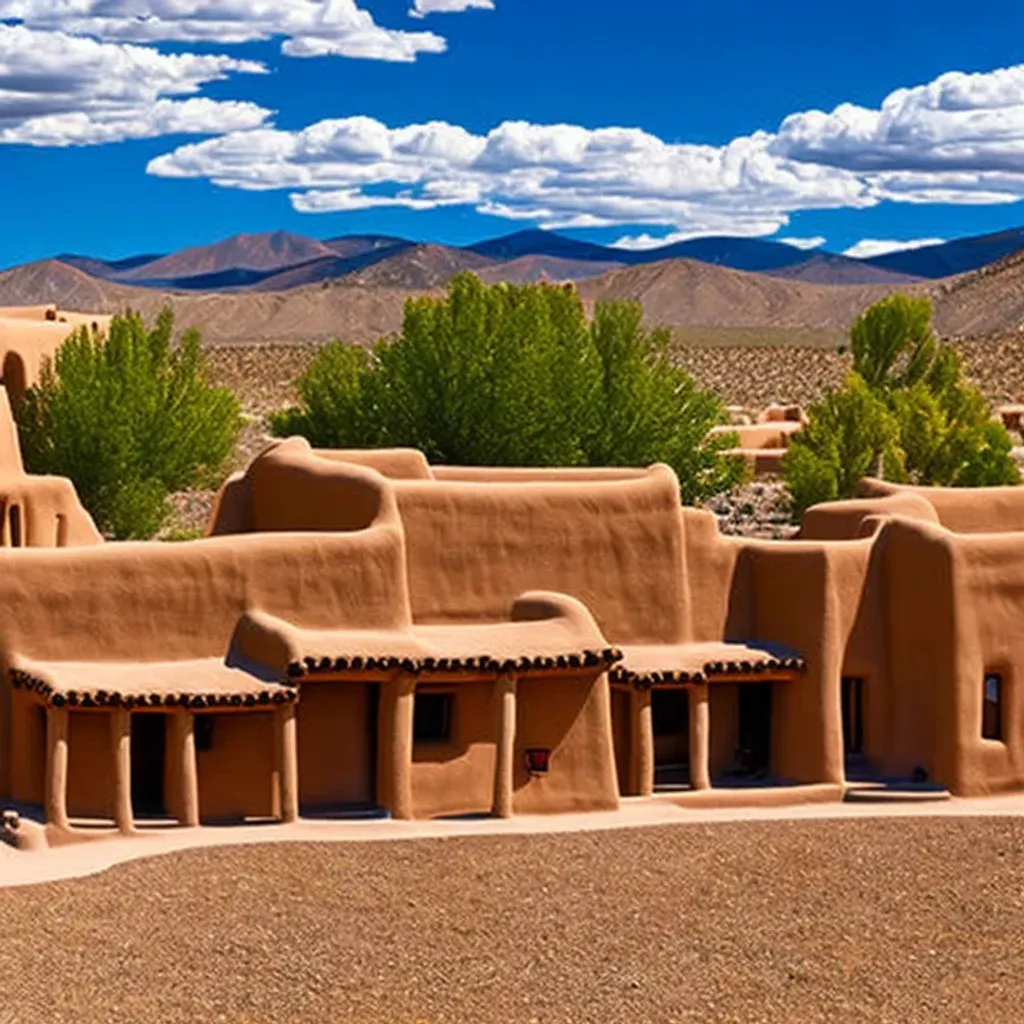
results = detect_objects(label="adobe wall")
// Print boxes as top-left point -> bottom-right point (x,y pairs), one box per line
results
411,681 -> 496,819
940,528 -> 1024,794
196,712 -> 277,822
0,318 -> 87,403
392,466 -> 688,645
512,674 -> 618,814
859,478 -> 1024,534
0,528 -> 410,799
299,682 -> 377,808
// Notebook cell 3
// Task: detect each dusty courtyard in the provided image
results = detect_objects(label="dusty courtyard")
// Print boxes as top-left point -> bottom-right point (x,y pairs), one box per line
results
1,817 -> 1022,1023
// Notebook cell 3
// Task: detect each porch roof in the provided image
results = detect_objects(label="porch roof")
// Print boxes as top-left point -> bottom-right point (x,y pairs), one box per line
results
8,656 -> 297,710
610,640 -> 805,689
236,605 -> 622,683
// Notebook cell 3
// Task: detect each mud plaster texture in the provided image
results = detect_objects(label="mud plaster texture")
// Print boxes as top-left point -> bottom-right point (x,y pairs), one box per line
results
2,818 -> 1023,1024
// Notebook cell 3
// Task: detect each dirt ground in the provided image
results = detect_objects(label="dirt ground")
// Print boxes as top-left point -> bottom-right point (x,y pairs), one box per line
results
2,817 -> 1023,1023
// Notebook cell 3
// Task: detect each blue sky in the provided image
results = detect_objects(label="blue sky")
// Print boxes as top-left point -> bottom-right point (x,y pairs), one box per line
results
2,0 -> 1024,267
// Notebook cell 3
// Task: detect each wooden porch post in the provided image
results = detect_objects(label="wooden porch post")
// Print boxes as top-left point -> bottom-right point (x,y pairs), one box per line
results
378,671 -> 416,821
45,704 -> 70,830
688,683 -> 711,791
110,708 -> 133,833
492,672 -> 518,818
276,703 -> 299,824
628,688 -> 654,797
170,711 -> 200,827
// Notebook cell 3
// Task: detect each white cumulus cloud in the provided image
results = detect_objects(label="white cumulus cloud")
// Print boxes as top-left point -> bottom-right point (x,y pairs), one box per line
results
776,236 -> 827,250
148,117 -> 874,238
771,64 -> 1024,204
410,0 -> 495,17
144,61 -> 1024,238
843,238 -> 946,259
0,24 -> 270,146
0,0 -> 449,62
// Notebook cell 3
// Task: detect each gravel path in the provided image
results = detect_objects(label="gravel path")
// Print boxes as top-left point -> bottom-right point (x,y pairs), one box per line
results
2,818 -> 1023,1023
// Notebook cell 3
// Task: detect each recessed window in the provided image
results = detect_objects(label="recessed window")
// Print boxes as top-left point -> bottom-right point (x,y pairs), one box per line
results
195,716 -> 215,753
983,673 -> 1003,741
413,692 -> 452,744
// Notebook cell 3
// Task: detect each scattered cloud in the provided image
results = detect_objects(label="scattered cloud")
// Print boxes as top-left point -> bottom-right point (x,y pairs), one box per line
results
776,236 -> 827,250
149,117 -> 873,238
0,1 -> 449,62
410,0 -> 495,17
0,25 -> 270,146
843,238 -> 946,259
146,61 -> 1024,236
771,65 -> 1024,204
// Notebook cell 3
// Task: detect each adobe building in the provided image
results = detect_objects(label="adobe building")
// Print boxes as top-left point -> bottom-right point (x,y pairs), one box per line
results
0,305 -> 111,406
711,403 -> 807,476
2,386 -> 1024,850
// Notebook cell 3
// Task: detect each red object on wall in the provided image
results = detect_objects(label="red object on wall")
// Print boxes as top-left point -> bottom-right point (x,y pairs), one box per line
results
524,748 -> 550,775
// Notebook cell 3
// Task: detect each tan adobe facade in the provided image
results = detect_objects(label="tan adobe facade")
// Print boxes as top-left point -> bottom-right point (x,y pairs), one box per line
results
2,381 -> 1024,849
0,305 -> 111,406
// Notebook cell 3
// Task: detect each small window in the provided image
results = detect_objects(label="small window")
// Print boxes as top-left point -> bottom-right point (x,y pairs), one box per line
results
413,692 -> 452,744
983,674 -> 1003,741
195,716 -> 215,753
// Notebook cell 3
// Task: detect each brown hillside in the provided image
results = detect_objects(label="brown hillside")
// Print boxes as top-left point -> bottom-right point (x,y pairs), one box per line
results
0,261 -> 419,345
477,255 -> 625,284
342,244 -> 496,289
932,249 -> 1024,336
575,258 -> 921,330
767,253 -> 923,286
115,231 -> 338,282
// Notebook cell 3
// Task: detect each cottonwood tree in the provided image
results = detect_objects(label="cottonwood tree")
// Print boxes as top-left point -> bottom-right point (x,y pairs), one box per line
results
16,310 -> 242,539
272,273 -> 745,503
784,294 -> 1018,516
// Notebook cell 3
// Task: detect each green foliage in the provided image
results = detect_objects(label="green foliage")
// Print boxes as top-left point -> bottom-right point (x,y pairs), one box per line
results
272,273 -> 745,502
783,374 -> 902,516
784,294 -> 1019,516
16,310 -> 242,539
851,293 -> 937,392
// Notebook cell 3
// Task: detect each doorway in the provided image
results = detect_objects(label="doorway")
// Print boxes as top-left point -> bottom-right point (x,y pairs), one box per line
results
842,676 -> 865,757
736,683 -> 773,777
131,713 -> 167,817
652,688 -> 690,789
298,682 -> 380,815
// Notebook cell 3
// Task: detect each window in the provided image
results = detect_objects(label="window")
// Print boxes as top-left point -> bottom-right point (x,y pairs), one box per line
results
983,674 -> 1003,741
413,692 -> 452,744
195,716 -> 215,753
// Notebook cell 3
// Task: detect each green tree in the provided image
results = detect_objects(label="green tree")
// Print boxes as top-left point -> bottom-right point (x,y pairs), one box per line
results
16,310 -> 242,539
272,274 -> 745,502
783,374 -> 903,516
784,294 -> 1018,516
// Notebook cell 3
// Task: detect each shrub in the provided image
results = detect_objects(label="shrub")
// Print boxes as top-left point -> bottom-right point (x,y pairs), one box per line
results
783,374 -> 902,516
784,295 -> 1019,516
272,274 -> 745,502
16,310 -> 242,539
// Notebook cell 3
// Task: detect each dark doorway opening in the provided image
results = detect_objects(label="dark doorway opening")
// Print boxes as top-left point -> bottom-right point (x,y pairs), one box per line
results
842,676 -> 865,756
652,688 -> 690,789
2,351 -> 26,406
736,683 -> 773,777
131,713 -> 167,817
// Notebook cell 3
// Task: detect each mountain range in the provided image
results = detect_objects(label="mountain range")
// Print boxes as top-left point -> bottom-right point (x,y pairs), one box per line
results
2,225 -> 1024,346
27,225 -> 1024,295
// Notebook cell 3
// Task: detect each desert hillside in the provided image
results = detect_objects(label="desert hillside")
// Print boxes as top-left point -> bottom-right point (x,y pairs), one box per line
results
574,258 -> 918,329
3,244 -> 1024,348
